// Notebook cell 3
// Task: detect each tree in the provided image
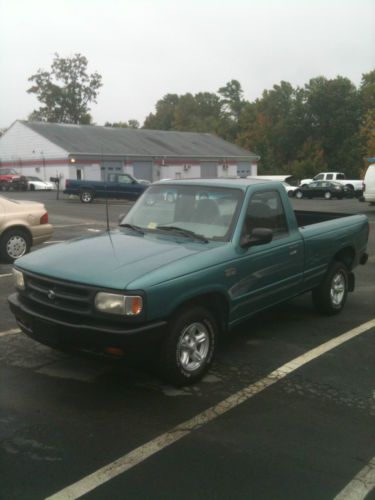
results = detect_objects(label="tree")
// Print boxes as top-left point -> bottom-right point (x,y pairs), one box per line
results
218,79 -> 245,121
303,76 -> 361,174
143,94 -> 180,130
105,120 -> 140,129
27,53 -> 102,124
360,69 -> 375,113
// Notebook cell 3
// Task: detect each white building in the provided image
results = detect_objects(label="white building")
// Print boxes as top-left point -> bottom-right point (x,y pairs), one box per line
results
0,121 -> 259,183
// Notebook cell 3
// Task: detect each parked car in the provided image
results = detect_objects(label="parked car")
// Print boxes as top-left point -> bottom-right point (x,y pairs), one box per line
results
26,176 -> 55,191
299,172 -> 363,194
362,163 -> 375,205
294,181 -> 351,200
0,169 -> 28,191
8,179 -> 369,386
0,195 -> 53,262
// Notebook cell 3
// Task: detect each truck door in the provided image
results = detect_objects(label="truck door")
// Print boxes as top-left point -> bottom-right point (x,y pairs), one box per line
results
230,189 -> 304,322
108,174 -> 144,200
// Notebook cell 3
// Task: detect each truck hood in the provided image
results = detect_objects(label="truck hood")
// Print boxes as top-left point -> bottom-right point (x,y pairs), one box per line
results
16,229 -> 212,289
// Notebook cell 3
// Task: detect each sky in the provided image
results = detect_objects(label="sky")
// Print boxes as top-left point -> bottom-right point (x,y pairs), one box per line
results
0,0 -> 374,129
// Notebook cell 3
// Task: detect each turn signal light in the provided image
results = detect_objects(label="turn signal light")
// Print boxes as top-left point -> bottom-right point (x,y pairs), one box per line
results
126,296 -> 143,316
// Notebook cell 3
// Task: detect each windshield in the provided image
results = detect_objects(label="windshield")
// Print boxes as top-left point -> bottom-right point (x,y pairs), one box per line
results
121,184 -> 243,241
27,176 -> 43,181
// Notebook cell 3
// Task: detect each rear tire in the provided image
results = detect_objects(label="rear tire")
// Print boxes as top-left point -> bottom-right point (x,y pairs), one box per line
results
312,261 -> 348,315
80,190 -> 94,203
324,191 -> 332,200
158,306 -> 218,386
0,228 -> 31,263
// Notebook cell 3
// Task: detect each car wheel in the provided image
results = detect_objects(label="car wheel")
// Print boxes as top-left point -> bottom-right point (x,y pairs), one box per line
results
287,190 -> 294,198
324,191 -> 332,200
80,190 -> 94,203
30,184 -> 35,191
0,229 -> 31,263
158,306 -> 218,386
295,190 -> 303,199
312,261 -> 348,315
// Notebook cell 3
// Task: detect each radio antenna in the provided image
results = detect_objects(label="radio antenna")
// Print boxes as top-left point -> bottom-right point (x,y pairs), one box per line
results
105,182 -> 110,232
101,147 -> 110,232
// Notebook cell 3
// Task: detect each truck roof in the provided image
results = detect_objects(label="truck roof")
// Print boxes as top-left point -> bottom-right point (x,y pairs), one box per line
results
155,177 -> 274,190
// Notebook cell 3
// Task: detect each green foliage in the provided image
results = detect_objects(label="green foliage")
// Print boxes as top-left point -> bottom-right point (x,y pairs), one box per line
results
27,53 -> 102,124
105,120 -> 139,129
143,72 -> 374,178
144,92 -> 223,134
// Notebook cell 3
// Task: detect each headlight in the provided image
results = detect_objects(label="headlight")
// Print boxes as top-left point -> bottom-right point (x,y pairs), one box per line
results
13,268 -> 25,290
95,292 -> 143,316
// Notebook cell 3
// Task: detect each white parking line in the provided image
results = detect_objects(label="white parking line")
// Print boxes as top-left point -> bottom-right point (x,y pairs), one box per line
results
334,455 -> 375,500
0,273 -> 12,278
45,318 -> 375,500
0,328 -> 20,338
43,241 -> 65,244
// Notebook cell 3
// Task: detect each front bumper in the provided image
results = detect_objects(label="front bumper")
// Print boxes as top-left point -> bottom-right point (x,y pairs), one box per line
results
8,293 -> 167,354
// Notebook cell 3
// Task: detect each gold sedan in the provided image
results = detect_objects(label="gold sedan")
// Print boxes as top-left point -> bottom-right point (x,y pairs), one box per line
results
0,195 -> 53,262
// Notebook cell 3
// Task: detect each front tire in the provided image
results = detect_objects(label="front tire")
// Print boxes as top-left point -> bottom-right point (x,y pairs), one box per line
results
80,190 -> 94,203
312,261 -> 348,315
158,306 -> 218,386
0,228 -> 31,263
324,191 -> 332,200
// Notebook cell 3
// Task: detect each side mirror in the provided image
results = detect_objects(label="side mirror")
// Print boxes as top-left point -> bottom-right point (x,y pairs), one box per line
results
241,228 -> 273,248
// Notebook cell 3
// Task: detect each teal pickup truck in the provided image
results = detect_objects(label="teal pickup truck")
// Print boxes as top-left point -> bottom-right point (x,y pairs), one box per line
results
63,173 -> 148,203
9,178 -> 369,385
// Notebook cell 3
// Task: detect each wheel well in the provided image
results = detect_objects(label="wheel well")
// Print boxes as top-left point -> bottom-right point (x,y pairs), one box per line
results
345,184 -> 354,190
333,247 -> 355,270
172,293 -> 229,335
3,224 -> 31,237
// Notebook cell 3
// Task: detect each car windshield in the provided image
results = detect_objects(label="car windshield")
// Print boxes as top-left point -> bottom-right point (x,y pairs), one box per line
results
121,184 -> 243,241
27,176 -> 43,181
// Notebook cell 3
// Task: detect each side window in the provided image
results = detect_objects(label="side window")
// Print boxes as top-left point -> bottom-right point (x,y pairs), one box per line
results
118,174 -> 132,184
243,190 -> 289,240
326,174 -> 333,180
315,174 -> 324,180
337,173 -> 345,180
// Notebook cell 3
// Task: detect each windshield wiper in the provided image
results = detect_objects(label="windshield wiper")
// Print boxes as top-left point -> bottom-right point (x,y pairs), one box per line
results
119,223 -> 145,235
156,225 -> 208,243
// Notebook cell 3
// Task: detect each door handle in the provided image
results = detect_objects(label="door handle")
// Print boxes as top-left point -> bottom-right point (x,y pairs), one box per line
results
289,245 -> 299,256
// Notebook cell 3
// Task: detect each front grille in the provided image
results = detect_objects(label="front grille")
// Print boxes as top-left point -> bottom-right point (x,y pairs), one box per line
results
23,273 -> 93,315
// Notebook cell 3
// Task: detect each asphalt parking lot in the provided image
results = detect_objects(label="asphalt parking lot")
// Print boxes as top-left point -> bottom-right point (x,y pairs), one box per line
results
0,191 -> 374,500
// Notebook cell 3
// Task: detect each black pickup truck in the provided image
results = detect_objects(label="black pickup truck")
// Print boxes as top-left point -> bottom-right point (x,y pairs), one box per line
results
63,173 -> 149,203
